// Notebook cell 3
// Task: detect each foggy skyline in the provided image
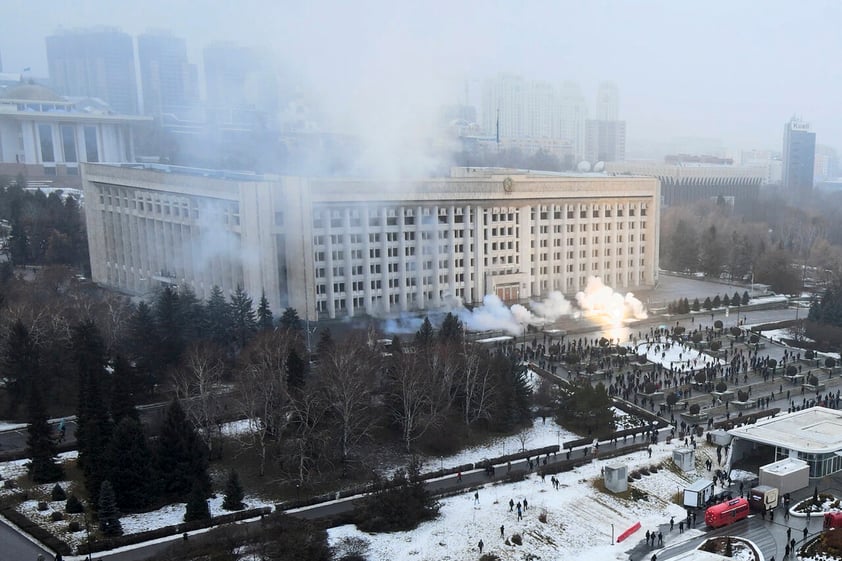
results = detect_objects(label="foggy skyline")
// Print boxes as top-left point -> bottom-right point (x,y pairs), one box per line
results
4,0 -> 840,157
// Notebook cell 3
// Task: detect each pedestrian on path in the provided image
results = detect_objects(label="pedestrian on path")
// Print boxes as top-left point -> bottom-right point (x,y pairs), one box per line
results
500,525 -> 504,538
678,520 -> 684,533
474,491 -> 479,504
478,539 -> 483,553
658,531 -> 663,546
803,527 -> 809,541
787,527 -> 791,540
670,516 -> 674,532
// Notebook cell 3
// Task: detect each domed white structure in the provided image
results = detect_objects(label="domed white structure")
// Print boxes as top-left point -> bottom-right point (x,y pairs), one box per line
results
577,161 -> 592,172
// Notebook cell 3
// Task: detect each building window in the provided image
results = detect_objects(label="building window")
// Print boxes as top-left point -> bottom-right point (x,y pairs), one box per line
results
60,125 -> 77,163
84,126 -> 99,162
38,124 -> 54,162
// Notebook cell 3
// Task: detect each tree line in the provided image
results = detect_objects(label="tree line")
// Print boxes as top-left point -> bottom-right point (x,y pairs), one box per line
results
0,175 -> 89,270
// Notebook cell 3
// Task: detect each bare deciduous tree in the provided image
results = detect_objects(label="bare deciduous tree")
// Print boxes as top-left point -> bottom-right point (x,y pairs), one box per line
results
316,335 -> 379,474
173,342 -> 226,457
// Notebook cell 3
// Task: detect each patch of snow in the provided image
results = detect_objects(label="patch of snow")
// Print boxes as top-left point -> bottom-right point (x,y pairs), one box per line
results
634,338 -> 724,370
330,439 -> 716,561
0,421 -> 26,431
121,495 -> 272,535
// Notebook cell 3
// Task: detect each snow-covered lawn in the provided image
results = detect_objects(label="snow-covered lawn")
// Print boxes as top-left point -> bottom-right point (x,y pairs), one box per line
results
634,338 -> 724,370
330,439 -> 716,561
120,494 -> 272,535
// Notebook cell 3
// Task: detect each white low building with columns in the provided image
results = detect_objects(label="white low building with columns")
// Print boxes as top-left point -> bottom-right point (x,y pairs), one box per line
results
82,164 -> 660,320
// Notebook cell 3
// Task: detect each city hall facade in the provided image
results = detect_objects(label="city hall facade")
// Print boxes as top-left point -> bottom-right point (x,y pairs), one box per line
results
82,164 -> 660,320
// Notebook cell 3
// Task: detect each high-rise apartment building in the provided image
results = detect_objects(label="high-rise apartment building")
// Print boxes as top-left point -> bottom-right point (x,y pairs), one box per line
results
782,117 -> 816,195
596,81 -> 619,121
137,31 -> 198,116
585,120 -> 626,163
46,27 -> 139,114
481,75 -> 587,161
203,42 -> 279,116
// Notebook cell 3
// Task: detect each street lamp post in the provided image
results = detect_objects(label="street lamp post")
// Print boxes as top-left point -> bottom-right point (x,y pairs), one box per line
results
611,523 -> 615,544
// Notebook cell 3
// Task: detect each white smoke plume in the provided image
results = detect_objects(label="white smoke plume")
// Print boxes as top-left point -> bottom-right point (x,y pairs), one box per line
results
529,291 -> 573,322
575,276 -> 648,322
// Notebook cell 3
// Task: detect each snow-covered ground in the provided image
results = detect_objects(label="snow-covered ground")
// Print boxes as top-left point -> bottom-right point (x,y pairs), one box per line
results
0,421 -> 26,431
120,494 -> 272,535
329,438 -> 719,561
634,338 -> 724,371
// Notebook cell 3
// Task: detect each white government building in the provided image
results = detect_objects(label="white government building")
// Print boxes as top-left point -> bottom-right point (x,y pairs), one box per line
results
82,164 -> 660,320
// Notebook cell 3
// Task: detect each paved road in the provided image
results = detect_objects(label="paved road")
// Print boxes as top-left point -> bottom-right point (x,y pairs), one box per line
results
0,516 -> 53,561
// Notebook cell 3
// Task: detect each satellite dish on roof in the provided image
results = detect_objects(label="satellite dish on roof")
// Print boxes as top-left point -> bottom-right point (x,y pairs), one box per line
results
593,161 -> 606,172
577,161 -> 592,172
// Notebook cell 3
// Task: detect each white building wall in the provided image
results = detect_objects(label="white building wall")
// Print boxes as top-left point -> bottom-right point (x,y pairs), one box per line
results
83,165 -> 660,321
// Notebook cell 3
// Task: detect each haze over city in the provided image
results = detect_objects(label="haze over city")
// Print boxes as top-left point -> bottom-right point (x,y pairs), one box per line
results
4,0 -> 842,156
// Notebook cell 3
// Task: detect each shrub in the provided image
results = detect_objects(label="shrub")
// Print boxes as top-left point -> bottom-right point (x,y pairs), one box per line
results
617,346 -> 628,356
599,337 -> 609,347
649,465 -> 659,473
768,359 -> 777,369
565,352 -> 580,364
50,511 -> 64,522
67,521 -> 81,532
511,533 -> 523,546
666,392 -> 679,406
692,332 -> 703,343
749,334 -> 759,344
184,482 -> 211,522
586,363 -> 597,374
479,555 -> 501,561
644,382 -> 656,394
222,470 -> 245,511
714,320 -> 723,329
786,365 -> 797,376
806,350 -> 815,360
65,494 -> 84,514
3,480 -> 17,489
808,374 -> 819,386
639,467 -> 650,476
730,326 -> 741,337
51,484 -> 66,502
737,390 -> 749,402
674,326 -> 686,336
826,357 -> 837,368
637,354 -> 648,364
715,381 -> 727,392
695,371 -> 707,384
538,510 -> 548,523
710,341 -> 722,351
37,502 -> 48,511
689,404 -> 701,415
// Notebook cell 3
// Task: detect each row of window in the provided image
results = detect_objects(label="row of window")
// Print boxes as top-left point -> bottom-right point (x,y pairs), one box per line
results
37,123 -> 99,164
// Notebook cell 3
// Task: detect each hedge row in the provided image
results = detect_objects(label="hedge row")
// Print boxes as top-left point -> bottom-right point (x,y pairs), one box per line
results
78,506 -> 272,554
0,506 -> 72,555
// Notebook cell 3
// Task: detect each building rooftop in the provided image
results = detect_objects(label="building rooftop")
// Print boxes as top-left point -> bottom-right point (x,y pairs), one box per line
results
728,407 -> 842,454
760,458 -> 808,476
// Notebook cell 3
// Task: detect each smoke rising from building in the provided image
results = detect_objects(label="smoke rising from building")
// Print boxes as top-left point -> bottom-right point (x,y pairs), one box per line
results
381,277 -> 646,336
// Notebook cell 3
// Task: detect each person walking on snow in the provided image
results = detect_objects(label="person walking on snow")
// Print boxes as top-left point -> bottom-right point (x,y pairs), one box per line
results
478,540 -> 483,553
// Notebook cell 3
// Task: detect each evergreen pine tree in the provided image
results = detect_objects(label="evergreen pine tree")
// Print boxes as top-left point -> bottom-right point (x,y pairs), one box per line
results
414,317 -> 435,348
184,480 -> 211,522
153,285 -> 185,367
26,384 -> 63,483
155,400 -> 210,499
315,328 -> 334,356
73,321 -> 112,504
681,298 -> 690,314
703,296 -> 713,310
127,301 -> 163,395
733,292 -> 741,306
391,335 -> 403,354
1,319 -> 39,415
222,470 -> 245,511
51,483 -> 67,501
110,355 -> 140,426
65,494 -> 84,514
438,313 -> 464,344
713,295 -> 722,308
742,291 -> 750,305
205,285 -> 232,346
692,298 -> 701,312
722,293 -> 731,306
279,307 -> 303,331
176,284 -> 206,343
106,418 -> 154,510
97,480 -> 122,536
257,291 -> 274,331
286,348 -> 307,391
230,285 -> 257,349
8,219 -> 29,265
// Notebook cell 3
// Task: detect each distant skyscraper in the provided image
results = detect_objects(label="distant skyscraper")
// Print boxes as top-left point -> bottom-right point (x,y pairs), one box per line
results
585,119 -> 626,162
203,42 -> 279,115
782,117 -> 816,194
481,74 -> 586,160
137,31 -> 198,116
595,81 -> 619,121
46,27 -> 139,114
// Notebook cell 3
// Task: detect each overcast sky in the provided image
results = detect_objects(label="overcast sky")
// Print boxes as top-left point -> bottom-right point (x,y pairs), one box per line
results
4,0 -> 840,156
